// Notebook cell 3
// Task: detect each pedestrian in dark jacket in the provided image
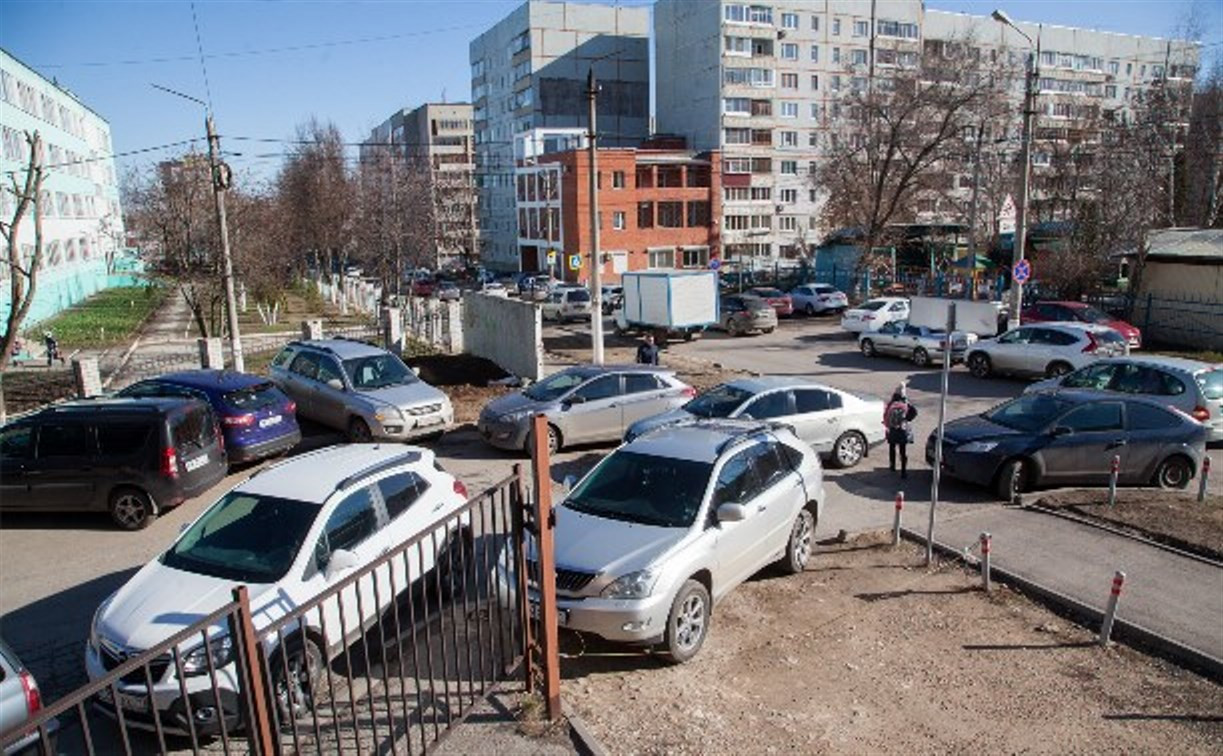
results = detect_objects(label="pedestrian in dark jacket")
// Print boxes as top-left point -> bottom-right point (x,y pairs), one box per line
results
636,333 -> 660,365
883,386 -> 918,478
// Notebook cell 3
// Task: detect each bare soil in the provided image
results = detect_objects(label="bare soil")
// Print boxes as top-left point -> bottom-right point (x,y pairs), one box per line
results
563,535 -> 1223,754
1034,490 -> 1223,562
1,369 -> 77,415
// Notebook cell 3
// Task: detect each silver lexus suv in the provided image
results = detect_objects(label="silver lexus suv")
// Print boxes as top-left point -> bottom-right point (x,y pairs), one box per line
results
507,419 -> 824,663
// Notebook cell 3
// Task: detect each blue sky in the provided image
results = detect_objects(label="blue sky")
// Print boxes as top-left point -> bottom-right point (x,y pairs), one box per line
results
2,0 -> 1219,185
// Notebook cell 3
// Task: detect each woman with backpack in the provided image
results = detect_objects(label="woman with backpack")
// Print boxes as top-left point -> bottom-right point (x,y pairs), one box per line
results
883,386 -> 918,478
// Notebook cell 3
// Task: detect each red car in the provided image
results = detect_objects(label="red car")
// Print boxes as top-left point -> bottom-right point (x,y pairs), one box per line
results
1021,301 -> 1142,348
410,277 -> 436,297
748,287 -> 794,317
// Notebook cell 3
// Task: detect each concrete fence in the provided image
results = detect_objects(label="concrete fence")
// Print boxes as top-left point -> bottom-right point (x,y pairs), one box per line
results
462,293 -> 544,381
401,297 -> 463,354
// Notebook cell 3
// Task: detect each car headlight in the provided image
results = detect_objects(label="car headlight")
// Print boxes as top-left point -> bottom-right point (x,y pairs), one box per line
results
182,634 -> 234,676
601,569 -> 659,600
958,440 -> 999,454
499,410 -> 530,424
374,406 -> 405,423
90,593 -> 116,648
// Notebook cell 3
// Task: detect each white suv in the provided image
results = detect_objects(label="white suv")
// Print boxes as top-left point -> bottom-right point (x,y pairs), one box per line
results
508,420 -> 824,663
967,323 -> 1128,380
85,444 -> 469,735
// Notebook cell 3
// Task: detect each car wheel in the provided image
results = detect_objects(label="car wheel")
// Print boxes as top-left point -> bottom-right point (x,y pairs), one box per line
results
1045,361 -> 1073,378
528,423 -> 562,456
662,580 -> 710,664
996,459 -> 1029,500
1154,455 -> 1193,490
779,508 -> 815,574
726,319 -> 740,337
805,303 -> 816,316
271,637 -> 323,725
683,330 -> 695,342
912,347 -> 930,367
831,431 -> 867,469
348,417 -> 374,443
109,487 -> 154,531
968,353 -> 992,378
860,339 -> 876,357
763,327 -> 775,335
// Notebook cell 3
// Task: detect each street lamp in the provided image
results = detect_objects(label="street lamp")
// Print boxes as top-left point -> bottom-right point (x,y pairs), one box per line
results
992,9 -> 1039,330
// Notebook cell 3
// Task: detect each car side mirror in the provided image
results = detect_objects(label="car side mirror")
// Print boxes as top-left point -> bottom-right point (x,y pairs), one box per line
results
563,395 -> 586,409
739,412 -> 754,420
326,378 -> 344,391
1050,425 -> 1072,437
717,503 -> 748,523
324,548 -> 359,580
411,367 -> 421,376
562,475 -> 576,494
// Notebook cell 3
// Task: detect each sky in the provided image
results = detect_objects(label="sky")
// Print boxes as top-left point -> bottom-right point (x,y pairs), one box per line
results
2,0 -> 1220,186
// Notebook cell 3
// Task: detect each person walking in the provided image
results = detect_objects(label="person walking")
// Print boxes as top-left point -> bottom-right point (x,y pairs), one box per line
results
883,386 -> 918,478
43,331 -> 63,366
636,332 -> 660,366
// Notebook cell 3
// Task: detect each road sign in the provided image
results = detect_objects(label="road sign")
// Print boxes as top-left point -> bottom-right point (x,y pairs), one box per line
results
568,254 -> 582,271
1012,259 -> 1032,284
547,251 -> 557,265
709,257 -> 721,270
998,194 -> 1017,235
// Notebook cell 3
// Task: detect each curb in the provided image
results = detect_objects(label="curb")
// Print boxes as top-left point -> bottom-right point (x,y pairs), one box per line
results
898,527 -> 1223,682
562,702 -> 609,756
1022,502 -> 1223,568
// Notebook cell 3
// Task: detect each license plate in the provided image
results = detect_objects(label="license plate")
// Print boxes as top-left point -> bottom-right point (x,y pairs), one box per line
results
259,414 -> 283,428
97,687 -> 147,712
183,454 -> 208,472
528,599 -> 568,626
417,416 -> 443,427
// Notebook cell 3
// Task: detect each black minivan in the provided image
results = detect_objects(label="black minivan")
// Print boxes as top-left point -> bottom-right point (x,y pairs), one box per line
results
0,398 -> 228,530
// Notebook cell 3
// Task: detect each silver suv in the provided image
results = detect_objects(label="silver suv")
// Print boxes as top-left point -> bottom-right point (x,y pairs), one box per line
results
512,420 -> 824,663
269,339 -> 453,442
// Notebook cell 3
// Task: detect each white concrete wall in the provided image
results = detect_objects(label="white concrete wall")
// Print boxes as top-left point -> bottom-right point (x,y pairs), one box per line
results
463,293 -> 544,380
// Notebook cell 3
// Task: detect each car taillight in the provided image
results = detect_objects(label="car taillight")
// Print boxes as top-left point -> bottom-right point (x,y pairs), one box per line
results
161,446 -> 179,478
681,386 -> 697,398
1082,332 -> 1098,353
19,670 -> 41,716
453,479 -> 469,499
863,315 -> 875,321
285,400 -> 297,414
222,413 -> 256,427
1192,405 -> 1211,422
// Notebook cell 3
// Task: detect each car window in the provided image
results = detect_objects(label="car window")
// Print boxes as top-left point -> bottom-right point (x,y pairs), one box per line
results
902,325 -> 923,336
713,448 -> 759,507
568,289 -> 591,302
1126,402 -> 1181,431
574,375 -> 622,402
1059,402 -> 1123,432
289,352 -> 320,380
344,354 -> 416,390
117,381 -> 164,398
224,383 -> 284,411
271,348 -> 295,368
320,486 -> 380,559
997,328 -> 1030,344
777,442 -> 804,469
624,374 -> 662,394
748,442 -> 791,491
0,425 -> 33,460
317,357 -> 345,386
523,370 -> 588,401
1196,369 -> 1223,401
171,405 -> 217,450
858,300 -> 887,312
97,424 -> 152,456
566,451 -> 712,528
795,389 -> 837,413
684,383 -> 754,418
889,302 -> 907,312
36,423 -> 91,458
722,298 -> 743,312
1063,364 -> 1114,389
742,391 -> 792,419
879,322 -> 900,334
1111,364 -> 1178,396
377,471 -> 430,521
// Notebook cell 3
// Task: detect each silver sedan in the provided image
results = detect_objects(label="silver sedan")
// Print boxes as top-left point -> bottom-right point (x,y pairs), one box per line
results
858,320 -> 978,366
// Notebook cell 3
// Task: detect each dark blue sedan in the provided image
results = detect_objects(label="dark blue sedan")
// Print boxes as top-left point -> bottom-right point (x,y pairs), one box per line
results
119,370 -> 301,464
927,390 -> 1208,500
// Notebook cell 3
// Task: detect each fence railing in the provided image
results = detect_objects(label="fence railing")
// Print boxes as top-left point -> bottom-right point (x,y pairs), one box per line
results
1130,293 -> 1223,351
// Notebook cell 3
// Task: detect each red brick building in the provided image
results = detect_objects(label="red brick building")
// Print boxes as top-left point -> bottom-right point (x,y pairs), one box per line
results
516,140 -> 721,284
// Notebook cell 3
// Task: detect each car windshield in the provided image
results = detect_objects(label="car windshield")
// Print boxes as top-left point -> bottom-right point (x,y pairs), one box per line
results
1197,369 -> 1223,401
568,289 -> 591,302
224,382 -> 282,411
984,394 -> 1074,433
162,492 -> 322,583
684,384 -> 753,418
343,354 -> 416,390
754,288 -> 783,297
523,370 -> 589,401
1077,306 -> 1110,323
565,451 -> 713,528
858,300 -> 887,311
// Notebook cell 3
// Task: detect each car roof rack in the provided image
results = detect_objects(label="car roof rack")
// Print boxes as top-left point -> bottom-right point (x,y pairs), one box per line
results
634,416 -> 793,452
334,449 -> 422,493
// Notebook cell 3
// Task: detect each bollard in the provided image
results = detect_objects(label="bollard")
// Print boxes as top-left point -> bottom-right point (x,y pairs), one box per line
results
980,532 -> 992,592
1010,462 -> 1022,506
1107,454 -> 1120,507
892,491 -> 904,546
1199,456 -> 1211,503
1099,570 -> 1125,646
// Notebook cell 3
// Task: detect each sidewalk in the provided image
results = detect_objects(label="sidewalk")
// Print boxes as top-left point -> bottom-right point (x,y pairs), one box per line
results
104,291 -> 199,388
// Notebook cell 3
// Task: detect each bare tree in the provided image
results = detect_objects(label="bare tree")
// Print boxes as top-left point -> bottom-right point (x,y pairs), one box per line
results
277,120 -> 354,296
355,142 -> 435,301
1183,60 -> 1223,228
1,131 -> 46,370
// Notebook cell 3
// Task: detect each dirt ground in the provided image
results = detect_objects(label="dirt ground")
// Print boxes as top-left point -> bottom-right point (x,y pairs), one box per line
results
1,368 -> 77,414
561,534 -> 1223,755
1035,490 -> 1223,561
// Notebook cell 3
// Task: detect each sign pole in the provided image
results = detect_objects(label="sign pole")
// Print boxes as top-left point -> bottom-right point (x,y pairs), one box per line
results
927,302 -> 956,566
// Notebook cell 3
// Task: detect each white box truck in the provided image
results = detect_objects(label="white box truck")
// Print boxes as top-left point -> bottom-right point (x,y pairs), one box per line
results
613,270 -> 719,342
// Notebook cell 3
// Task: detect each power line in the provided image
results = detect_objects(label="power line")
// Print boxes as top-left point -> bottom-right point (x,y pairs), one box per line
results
3,138 -> 203,176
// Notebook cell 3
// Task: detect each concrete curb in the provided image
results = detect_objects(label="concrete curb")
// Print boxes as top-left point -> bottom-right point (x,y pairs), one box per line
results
898,527 -> 1223,682
563,702 -> 610,756
1022,502 -> 1223,567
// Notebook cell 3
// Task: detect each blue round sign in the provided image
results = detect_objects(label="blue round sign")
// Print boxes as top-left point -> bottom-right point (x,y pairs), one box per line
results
1012,259 -> 1032,284
709,257 -> 721,271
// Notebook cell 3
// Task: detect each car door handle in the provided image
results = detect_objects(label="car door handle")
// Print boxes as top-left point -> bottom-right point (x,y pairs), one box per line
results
1107,439 -> 1127,449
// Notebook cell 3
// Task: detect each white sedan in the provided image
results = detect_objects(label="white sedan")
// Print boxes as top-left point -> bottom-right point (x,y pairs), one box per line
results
790,283 -> 849,315
840,297 -> 910,333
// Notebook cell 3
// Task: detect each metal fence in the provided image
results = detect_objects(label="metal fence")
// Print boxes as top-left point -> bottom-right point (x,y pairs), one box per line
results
1129,293 -> 1223,351
0,472 -> 535,756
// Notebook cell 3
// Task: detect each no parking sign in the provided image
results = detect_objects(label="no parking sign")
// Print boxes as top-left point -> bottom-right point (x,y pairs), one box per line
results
1012,259 -> 1032,284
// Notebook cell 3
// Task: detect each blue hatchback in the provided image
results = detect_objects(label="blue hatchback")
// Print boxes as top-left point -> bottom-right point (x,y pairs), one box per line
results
118,370 -> 302,464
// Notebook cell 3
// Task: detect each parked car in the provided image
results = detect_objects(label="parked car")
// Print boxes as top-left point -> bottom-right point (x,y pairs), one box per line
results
435,281 -> 461,301
840,297 -> 909,333
477,365 -> 694,453
409,276 -> 435,297
481,281 -> 509,297
625,377 -> 885,468
541,287 -> 593,322
858,321 -> 979,367
966,323 -> 1128,380
747,287 -> 794,318
927,390 -> 1208,499
85,444 -> 471,734
717,295 -> 778,336
790,283 -> 848,315
600,285 -> 624,315
0,398 -> 227,530
269,339 -> 453,442
117,370 -> 301,464
0,637 -> 58,755
1022,301 -> 1142,349
502,419 -> 824,663
1026,356 -> 1223,446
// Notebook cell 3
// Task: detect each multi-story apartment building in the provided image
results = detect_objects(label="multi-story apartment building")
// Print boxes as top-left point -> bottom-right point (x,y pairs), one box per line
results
470,0 -> 651,271
0,47 -> 125,326
366,102 -> 478,271
655,1 -> 1199,263
515,130 -> 721,282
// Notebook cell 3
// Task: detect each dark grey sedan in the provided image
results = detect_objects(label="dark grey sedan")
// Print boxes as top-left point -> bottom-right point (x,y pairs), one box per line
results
927,390 -> 1208,500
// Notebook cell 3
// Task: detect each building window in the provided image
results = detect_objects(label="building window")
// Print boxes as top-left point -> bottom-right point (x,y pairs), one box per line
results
853,20 -> 869,37
781,43 -> 798,60
724,67 -> 776,87
810,45 -> 820,63
781,73 -> 798,89
648,247 -> 675,268
810,103 -> 821,120
724,187 -> 750,201
612,211 -> 626,230
780,101 -> 798,118
851,49 -> 868,66
780,131 -> 798,147
831,75 -> 842,91
809,188 -> 817,202
780,188 -> 797,203
811,15 -> 820,31
724,97 -> 752,114
635,200 -> 657,230
876,19 -> 919,39
1105,84 -> 1117,99
752,128 -> 772,145
612,171 -> 626,189
832,47 -> 841,64
832,18 -> 841,35
725,215 -> 749,231
724,4 -> 773,25
781,12 -> 799,29
751,186 -> 772,200
682,246 -> 711,267
808,130 -> 818,146
725,36 -> 752,56
810,74 -> 820,91
687,201 -> 710,227
780,160 -> 797,175
723,157 -> 752,174
779,216 -> 798,231
658,202 -> 684,228
725,127 -> 752,145
1032,152 -> 1051,167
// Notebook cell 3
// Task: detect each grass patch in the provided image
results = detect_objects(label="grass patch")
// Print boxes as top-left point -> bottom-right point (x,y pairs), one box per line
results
235,280 -> 375,335
28,285 -> 166,347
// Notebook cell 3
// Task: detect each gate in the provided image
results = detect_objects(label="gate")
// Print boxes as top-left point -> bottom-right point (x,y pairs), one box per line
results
0,468 -> 556,755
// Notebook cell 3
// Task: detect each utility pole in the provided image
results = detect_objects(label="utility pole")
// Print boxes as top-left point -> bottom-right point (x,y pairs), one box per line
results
205,114 -> 244,372
586,68 -> 605,365
966,121 -> 985,296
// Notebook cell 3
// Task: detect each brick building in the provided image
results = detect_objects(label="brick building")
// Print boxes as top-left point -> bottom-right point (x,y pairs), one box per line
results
515,136 -> 722,283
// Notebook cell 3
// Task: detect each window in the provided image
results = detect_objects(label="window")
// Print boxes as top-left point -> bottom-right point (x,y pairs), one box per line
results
780,131 -> 798,147
1109,60 -> 1120,75
781,12 -> 798,29
781,73 -> 798,89
1059,402 -> 1123,433
781,43 -> 798,60
744,391 -> 792,419
810,103 -> 821,120
625,374 -> 663,394
779,216 -> 797,231
714,448 -> 760,507
682,246 -> 710,267
851,49 -> 868,66
0,425 -> 33,460
575,375 -> 622,402
612,171 -> 625,189
612,211 -> 626,230
289,352 -> 320,380
780,160 -> 797,174
1105,85 -> 1117,99
832,18 -> 841,35
724,4 -> 773,24
795,389 -> 841,413
686,201 -> 710,227
780,188 -> 797,203
725,127 -> 752,144
811,15 -> 820,31
876,19 -> 919,39
658,201 -> 684,227
378,471 -> 429,521
724,67 -> 775,87
648,247 -> 675,268
725,36 -> 751,56
832,47 -> 841,64
780,101 -> 798,118
723,97 -> 751,114
810,74 -> 819,91
723,157 -> 752,174
638,201 -> 654,228
810,45 -> 820,63
1111,365 -> 1185,396
317,357 -> 345,386
751,186 -> 772,200
853,20 -> 869,37
321,487 -> 380,558
1032,152 -> 1051,167
808,130 -> 818,146
97,425 -> 152,457
1126,402 -> 1180,431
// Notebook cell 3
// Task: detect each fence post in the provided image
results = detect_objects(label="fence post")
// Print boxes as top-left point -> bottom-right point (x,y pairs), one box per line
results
891,491 -> 903,546
71,357 -> 102,398
382,307 -> 402,353
980,532 -> 992,592
511,463 -> 535,691
197,337 -> 224,369
1199,456 -> 1211,503
301,320 -> 323,341
528,414 -> 563,721
1099,570 -> 1125,646
228,586 -> 275,756
1108,454 -> 1120,507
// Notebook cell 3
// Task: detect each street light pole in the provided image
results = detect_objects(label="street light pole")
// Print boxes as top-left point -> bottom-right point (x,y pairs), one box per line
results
586,68 -> 605,365
205,114 -> 244,372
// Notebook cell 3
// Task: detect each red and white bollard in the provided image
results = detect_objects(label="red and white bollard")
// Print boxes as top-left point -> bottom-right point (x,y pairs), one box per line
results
892,491 -> 904,546
980,532 -> 992,592
1199,456 -> 1211,503
1107,454 -> 1121,507
1099,570 -> 1126,646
